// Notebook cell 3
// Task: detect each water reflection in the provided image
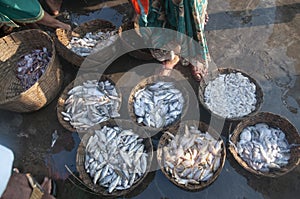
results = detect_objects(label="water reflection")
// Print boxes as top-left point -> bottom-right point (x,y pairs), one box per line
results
45,132 -> 80,180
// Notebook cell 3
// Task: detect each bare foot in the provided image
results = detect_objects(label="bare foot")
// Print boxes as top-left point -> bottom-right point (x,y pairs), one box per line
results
159,55 -> 180,76
204,12 -> 209,25
46,0 -> 62,16
191,63 -> 208,81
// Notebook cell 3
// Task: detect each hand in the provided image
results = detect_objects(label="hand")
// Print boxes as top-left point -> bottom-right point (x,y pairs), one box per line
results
1,173 -> 55,199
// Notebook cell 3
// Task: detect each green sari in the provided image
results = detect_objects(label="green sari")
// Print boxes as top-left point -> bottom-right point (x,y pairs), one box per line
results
0,0 -> 44,27
132,0 -> 210,67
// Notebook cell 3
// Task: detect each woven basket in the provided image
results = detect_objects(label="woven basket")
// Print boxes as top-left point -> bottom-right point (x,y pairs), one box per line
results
198,68 -> 263,122
228,112 -> 300,177
57,73 -> 122,132
128,75 -> 189,134
0,29 -> 63,112
119,22 -> 153,61
55,19 -> 121,68
157,120 -> 226,191
76,119 -> 153,197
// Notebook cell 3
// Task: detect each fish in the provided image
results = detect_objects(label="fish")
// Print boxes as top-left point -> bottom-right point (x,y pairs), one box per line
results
62,80 -> 121,130
133,81 -> 184,128
16,48 -> 51,90
204,72 -> 257,118
84,125 -> 148,193
162,125 -> 223,185
232,123 -> 291,172
68,30 -> 118,57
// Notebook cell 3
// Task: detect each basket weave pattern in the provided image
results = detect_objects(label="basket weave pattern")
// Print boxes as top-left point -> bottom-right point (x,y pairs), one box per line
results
76,119 -> 153,197
0,29 -> 63,112
55,19 -> 120,68
157,120 -> 226,191
198,68 -> 263,122
229,112 -> 300,177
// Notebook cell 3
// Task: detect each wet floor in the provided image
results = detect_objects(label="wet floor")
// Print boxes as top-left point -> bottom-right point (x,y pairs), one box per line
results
0,0 -> 300,198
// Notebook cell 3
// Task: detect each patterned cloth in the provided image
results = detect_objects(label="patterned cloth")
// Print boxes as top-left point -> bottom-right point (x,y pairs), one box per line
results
0,0 -> 44,27
131,0 -> 210,68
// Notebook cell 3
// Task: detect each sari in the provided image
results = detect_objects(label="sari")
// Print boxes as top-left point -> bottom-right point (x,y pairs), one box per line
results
0,0 -> 44,27
131,0 -> 210,68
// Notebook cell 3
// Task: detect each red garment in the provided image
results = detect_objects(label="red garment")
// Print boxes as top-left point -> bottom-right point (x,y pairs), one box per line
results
131,0 -> 149,15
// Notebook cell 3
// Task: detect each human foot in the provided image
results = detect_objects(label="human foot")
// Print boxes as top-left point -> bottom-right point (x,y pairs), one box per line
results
191,63 -> 208,81
46,0 -> 62,16
204,12 -> 209,25
159,55 -> 180,76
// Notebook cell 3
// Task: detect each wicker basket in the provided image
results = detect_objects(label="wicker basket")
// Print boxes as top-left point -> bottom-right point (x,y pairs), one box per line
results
157,120 -> 226,191
76,119 -> 153,197
128,75 -> 189,134
119,22 -> 153,61
57,73 -> 122,132
228,112 -> 300,177
198,68 -> 263,122
55,19 -> 121,68
0,29 -> 63,112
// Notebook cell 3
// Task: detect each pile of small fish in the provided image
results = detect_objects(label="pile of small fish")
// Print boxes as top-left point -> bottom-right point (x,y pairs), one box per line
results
161,125 -> 223,186
85,126 -> 148,193
16,47 -> 51,90
61,80 -> 121,130
204,72 -> 257,118
68,30 -> 117,56
133,81 -> 184,128
232,123 -> 291,172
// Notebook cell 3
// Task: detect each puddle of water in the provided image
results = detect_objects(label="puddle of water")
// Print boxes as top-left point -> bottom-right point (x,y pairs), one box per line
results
0,0 -> 300,198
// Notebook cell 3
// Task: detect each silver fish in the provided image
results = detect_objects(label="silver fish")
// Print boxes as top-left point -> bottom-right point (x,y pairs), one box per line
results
204,72 -> 257,118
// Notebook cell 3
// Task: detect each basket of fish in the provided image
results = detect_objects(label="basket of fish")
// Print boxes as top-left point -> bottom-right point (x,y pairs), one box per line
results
128,75 -> 189,133
76,119 -> 153,196
157,120 -> 226,191
57,73 -> 121,132
55,19 -> 120,68
198,68 -> 263,121
0,29 -> 63,112
228,112 -> 300,177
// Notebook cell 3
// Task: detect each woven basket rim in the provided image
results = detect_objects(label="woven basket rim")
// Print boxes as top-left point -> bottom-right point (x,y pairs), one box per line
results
57,73 -> 122,132
228,111 -> 300,177
127,75 -> 189,134
55,19 -> 120,67
76,119 -> 153,196
0,29 -> 56,105
198,67 -> 264,122
157,120 -> 226,191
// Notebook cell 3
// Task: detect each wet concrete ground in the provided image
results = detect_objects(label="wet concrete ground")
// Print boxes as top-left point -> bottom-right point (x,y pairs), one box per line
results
0,0 -> 300,198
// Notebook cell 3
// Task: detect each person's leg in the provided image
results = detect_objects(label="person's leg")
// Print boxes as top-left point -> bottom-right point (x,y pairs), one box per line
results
45,0 -> 63,16
36,11 -> 70,30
